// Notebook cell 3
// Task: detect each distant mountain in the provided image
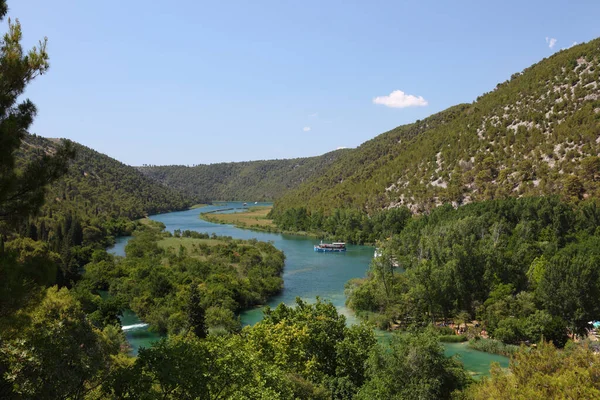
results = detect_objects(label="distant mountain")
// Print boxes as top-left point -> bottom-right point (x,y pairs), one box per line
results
137,149 -> 350,203
18,134 -> 192,221
272,38 -> 600,216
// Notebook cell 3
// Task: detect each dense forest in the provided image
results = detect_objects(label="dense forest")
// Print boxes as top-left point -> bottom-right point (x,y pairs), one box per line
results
19,134 -> 192,220
272,38 -> 600,216
81,223 -> 286,334
272,206 -> 412,244
137,149 -> 349,203
6,134 -> 193,286
345,197 -> 600,343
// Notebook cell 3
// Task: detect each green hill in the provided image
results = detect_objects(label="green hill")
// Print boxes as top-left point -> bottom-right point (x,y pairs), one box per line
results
18,134 -> 192,226
272,39 -> 600,216
137,149 -> 349,203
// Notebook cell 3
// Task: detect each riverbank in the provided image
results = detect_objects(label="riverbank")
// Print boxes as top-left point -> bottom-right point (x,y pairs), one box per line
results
198,205 -> 374,243
199,205 -> 322,239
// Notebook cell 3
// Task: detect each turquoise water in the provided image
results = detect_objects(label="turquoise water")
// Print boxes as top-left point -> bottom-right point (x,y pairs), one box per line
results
444,342 -> 509,379
107,236 -> 131,257
120,309 -> 157,355
97,289 -> 156,355
108,202 -> 509,376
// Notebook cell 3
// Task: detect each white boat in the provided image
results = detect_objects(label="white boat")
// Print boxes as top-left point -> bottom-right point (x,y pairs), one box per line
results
314,241 -> 346,252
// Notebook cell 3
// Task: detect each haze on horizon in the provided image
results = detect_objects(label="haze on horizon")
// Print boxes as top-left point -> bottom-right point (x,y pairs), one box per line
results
11,0 -> 600,166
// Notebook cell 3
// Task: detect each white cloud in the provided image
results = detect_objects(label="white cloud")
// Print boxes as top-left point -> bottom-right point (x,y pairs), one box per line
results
303,126 -> 311,132
309,112 -> 318,117
546,36 -> 557,49
373,90 -> 428,109
336,146 -> 347,150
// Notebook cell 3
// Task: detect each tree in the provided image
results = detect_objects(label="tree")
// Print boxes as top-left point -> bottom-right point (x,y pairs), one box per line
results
537,252 -> 600,337
562,175 -> 584,200
186,283 -> 207,338
0,0 -> 75,320
465,342 -> 600,399
0,3 -> 74,234
107,333 -> 294,399
356,331 -> 471,400
580,156 -> 600,182
0,287 -> 110,399
246,297 -> 376,397
526,255 -> 547,289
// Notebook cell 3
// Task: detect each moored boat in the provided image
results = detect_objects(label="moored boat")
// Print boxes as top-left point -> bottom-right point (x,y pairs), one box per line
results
314,241 -> 346,252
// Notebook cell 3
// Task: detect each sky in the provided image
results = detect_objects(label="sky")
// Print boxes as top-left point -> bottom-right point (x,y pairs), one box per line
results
9,0 -> 600,166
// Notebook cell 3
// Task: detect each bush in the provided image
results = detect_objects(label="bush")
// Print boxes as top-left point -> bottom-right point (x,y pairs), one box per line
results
468,338 -> 519,357
435,326 -> 456,336
439,335 -> 468,343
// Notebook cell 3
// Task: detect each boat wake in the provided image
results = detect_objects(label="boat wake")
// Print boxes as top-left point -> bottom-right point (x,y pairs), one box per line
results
122,323 -> 148,331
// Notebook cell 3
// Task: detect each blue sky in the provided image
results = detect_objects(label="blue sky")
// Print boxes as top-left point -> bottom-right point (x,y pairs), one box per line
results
10,0 -> 600,166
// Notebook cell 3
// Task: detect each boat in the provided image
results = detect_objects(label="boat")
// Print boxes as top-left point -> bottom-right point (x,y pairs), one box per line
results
242,202 -> 247,206
314,241 -> 346,252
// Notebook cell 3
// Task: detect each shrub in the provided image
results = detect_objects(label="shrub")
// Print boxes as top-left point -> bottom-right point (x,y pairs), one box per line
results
468,338 -> 519,357
439,335 -> 468,343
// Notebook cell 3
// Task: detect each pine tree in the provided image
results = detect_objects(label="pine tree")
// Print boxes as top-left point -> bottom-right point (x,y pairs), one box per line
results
0,1 -> 74,236
186,283 -> 207,338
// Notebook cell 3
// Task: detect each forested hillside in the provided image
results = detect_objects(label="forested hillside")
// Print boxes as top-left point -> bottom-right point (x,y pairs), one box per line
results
272,39 -> 600,216
9,134 -> 192,284
19,134 -> 191,221
137,149 -> 349,203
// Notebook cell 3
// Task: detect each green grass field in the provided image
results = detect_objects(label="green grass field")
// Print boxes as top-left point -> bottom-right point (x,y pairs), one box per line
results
157,237 -> 226,253
201,206 -> 275,228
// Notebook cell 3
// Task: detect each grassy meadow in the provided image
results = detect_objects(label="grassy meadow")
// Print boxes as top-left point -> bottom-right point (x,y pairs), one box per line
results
200,206 -> 276,230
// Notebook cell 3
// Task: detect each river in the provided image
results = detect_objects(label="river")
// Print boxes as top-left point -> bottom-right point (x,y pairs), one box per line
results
108,202 -> 508,378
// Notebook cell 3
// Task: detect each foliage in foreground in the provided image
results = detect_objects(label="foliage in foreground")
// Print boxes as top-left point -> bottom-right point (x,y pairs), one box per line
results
356,332 -> 471,400
465,341 -> 600,399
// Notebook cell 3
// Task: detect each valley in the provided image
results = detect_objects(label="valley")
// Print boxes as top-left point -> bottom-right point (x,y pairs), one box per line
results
2,2 -> 600,397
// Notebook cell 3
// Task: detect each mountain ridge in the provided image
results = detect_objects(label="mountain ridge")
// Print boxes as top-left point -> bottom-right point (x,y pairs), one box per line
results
136,149 -> 350,203
271,38 -> 600,215
18,134 -> 193,221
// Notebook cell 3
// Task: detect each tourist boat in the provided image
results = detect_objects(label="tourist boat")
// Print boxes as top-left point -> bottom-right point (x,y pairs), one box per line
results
314,241 -> 346,252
